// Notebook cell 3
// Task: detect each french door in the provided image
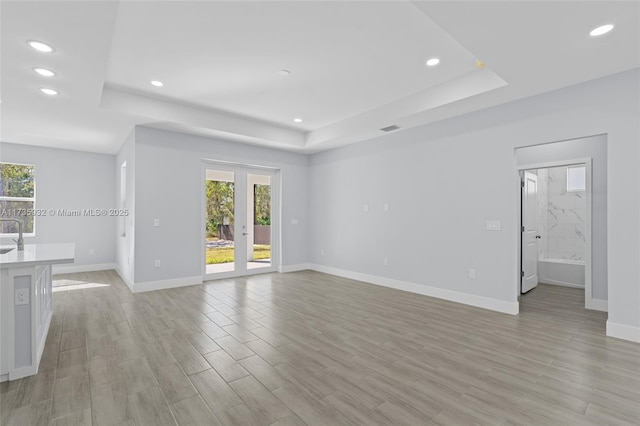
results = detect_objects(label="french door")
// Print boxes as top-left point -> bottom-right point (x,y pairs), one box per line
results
202,162 -> 278,279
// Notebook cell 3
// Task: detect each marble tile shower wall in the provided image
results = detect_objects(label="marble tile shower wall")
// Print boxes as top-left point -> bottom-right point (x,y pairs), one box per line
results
545,166 -> 586,260
536,169 -> 549,258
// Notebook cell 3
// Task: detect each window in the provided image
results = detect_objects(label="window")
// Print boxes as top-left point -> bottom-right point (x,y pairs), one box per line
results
0,163 -> 36,235
567,165 -> 586,192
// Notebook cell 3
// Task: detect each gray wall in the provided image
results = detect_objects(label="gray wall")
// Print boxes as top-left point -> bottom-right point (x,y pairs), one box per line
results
0,142 -> 116,267
133,127 -> 309,283
309,69 -> 639,329
516,134 -> 607,300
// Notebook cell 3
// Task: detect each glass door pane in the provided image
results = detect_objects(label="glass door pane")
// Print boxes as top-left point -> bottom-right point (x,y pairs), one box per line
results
247,173 -> 272,270
205,169 -> 236,275
203,165 -> 276,280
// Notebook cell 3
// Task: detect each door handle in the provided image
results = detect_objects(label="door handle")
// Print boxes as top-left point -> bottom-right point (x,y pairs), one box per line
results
242,232 -> 249,236
535,235 -> 541,239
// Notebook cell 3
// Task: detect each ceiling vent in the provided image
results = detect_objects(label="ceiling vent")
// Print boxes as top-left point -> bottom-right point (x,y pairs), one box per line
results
380,125 -> 400,132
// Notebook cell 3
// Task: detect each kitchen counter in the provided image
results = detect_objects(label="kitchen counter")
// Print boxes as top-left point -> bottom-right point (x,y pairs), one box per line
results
0,243 -> 75,381
0,243 -> 75,268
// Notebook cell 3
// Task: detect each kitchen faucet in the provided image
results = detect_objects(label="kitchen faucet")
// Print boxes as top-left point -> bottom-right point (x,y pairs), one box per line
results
0,219 -> 24,251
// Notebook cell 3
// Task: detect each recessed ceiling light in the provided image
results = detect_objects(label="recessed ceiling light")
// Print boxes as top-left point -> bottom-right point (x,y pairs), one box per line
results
40,88 -> 58,96
590,24 -> 614,37
150,80 -> 164,87
426,58 -> 440,67
33,67 -> 55,77
27,40 -> 54,53
278,70 -> 291,77
293,117 -> 302,123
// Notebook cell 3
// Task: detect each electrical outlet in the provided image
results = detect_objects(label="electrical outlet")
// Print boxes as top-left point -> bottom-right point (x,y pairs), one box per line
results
15,288 -> 29,306
383,258 -> 389,266
469,269 -> 476,279
155,260 -> 161,268
291,219 -> 298,225
154,219 -> 160,227
363,204 -> 369,212
383,203 -> 389,212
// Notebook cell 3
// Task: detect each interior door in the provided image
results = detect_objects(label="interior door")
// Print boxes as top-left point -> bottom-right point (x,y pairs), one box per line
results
521,171 -> 539,293
204,164 -> 277,279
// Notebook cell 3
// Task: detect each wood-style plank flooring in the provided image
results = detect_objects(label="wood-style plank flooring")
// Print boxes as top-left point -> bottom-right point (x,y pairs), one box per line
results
2,271 -> 639,425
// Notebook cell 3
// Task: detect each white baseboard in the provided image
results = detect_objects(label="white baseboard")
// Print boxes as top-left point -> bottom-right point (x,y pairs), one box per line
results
52,263 -> 117,274
115,265 -> 135,292
278,263 -> 310,273
308,264 -> 519,315
606,320 -> 640,343
9,365 -> 37,381
113,267 -> 201,294
586,298 -> 608,312
133,275 -> 203,293
0,374 -> 7,383
539,279 -> 584,289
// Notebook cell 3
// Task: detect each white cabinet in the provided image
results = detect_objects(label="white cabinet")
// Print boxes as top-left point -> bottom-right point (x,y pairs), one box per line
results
0,243 -> 74,382
0,265 -> 53,382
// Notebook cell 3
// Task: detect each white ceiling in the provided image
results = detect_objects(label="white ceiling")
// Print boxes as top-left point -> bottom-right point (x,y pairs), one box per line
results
106,1 -> 479,130
1,1 -> 638,154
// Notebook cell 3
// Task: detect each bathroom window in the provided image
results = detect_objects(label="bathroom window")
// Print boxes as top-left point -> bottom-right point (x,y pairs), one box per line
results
567,165 -> 586,192
0,162 -> 36,235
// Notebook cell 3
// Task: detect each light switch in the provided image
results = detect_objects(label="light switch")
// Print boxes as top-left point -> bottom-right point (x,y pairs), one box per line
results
153,219 -> 160,227
291,219 -> 298,225
363,204 -> 369,212
486,220 -> 501,231
383,203 -> 389,212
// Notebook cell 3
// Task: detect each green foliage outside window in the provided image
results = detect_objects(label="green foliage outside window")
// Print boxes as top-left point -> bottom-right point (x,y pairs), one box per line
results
254,184 -> 271,225
0,163 -> 35,234
205,180 -> 234,238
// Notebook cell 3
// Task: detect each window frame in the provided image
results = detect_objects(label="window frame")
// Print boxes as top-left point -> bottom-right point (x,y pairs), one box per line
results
0,161 -> 36,237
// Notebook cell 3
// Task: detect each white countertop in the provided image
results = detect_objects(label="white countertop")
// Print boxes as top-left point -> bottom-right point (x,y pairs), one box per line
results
0,243 -> 75,268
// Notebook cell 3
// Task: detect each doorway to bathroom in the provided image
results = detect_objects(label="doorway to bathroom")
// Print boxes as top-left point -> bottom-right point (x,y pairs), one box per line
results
515,134 -> 609,312
201,161 -> 279,280
519,161 -> 592,304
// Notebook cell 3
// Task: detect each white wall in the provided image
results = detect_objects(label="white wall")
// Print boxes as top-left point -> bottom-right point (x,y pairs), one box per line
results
0,142 -> 117,269
309,69 -> 639,333
115,130 -> 135,287
133,127 -> 309,284
516,135 -> 607,300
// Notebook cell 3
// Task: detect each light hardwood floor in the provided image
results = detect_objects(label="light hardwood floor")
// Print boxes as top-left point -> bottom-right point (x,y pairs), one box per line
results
2,271 -> 639,425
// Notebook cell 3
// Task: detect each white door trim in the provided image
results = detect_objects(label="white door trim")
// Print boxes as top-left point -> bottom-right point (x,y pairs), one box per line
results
201,160 -> 280,281
516,158 -> 599,310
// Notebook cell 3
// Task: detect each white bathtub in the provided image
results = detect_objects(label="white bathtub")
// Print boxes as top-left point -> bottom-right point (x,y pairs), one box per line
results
538,258 -> 585,288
